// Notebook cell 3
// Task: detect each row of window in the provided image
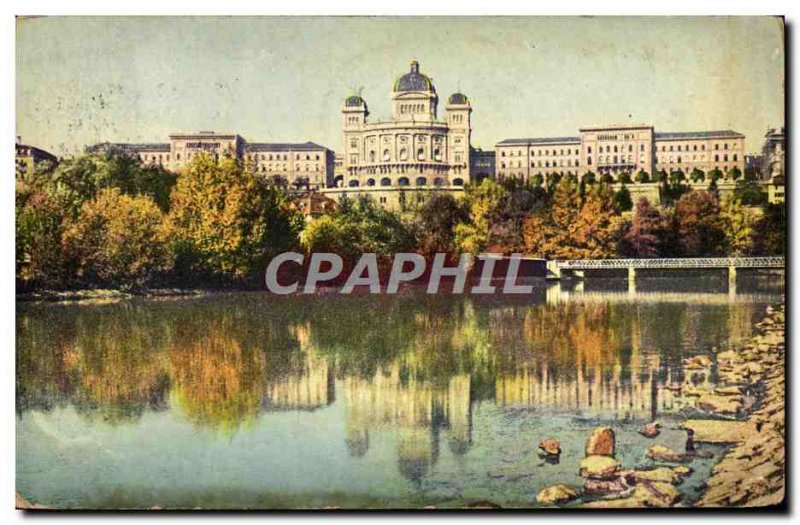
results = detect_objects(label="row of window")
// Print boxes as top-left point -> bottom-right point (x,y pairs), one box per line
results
347,176 -> 465,187
501,148 -> 580,157
246,153 -> 321,161
399,103 -> 428,114
660,142 -> 737,152
659,154 -> 738,163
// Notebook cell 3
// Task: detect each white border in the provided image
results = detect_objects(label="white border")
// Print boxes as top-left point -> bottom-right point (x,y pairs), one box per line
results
4,2 -> 796,524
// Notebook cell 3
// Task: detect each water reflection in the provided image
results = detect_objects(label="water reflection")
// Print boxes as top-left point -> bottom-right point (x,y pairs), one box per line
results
16,277 -> 782,496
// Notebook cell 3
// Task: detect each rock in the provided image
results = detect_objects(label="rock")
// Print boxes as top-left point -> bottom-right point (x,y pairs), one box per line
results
698,394 -> 743,415
585,426 -> 616,456
672,465 -> 693,477
647,444 -> 692,463
535,484 -> 579,506
583,474 -> 634,497
538,438 -> 561,457
681,420 -> 755,444
581,497 -> 643,509
634,481 -> 680,507
715,385 -> 745,396
638,422 -> 661,438
579,455 -> 621,480
632,467 -> 680,484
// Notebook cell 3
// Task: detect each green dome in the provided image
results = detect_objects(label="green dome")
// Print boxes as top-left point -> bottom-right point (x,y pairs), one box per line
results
393,61 -> 435,93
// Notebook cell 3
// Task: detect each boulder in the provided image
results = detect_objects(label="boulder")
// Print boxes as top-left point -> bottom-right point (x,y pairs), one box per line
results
637,423 -> 661,438
579,455 -> 621,480
632,467 -> 680,484
633,481 -> 680,507
680,420 -> 755,444
535,484 -> 579,506
672,465 -> 693,477
583,475 -> 633,497
586,426 -> 616,456
646,444 -> 691,463
698,394 -> 743,415
538,438 -> 561,457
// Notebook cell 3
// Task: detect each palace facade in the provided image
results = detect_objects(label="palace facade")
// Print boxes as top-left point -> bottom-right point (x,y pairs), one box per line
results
496,125 -> 746,182
89,133 -> 335,191
321,61 -> 474,209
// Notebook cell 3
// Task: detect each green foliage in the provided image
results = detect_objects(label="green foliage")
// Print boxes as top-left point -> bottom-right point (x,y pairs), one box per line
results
669,169 -> 686,184
600,173 -> 615,184
16,190 -> 70,287
617,172 -> 632,184
167,153 -> 302,279
614,185 -> 633,212
690,168 -> 705,183
733,179 -> 767,206
728,167 -> 743,181
417,193 -> 468,255
300,195 -> 417,257
753,203 -> 785,256
62,188 -> 171,286
719,195 -> 756,257
635,170 -> 650,183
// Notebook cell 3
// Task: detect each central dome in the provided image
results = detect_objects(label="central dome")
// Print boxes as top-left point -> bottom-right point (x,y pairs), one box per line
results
393,60 -> 435,93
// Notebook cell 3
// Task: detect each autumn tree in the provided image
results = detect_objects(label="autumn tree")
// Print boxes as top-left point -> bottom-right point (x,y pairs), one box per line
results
61,188 -> 171,286
166,153 -> 302,280
619,197 -> 669,258
672,190 -> 726,256
416,192 -> 468,255
719,195 -> 756,256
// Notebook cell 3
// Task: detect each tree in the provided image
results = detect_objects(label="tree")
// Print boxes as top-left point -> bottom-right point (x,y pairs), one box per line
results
719,195 -> 756,257
532,173 -> 544,187
166,153 -> 302,279
16,190 -> 70,287
753,203 -> 785,256
733,179 -> 767,206
582,171 -> 597,185
635,170 -> 650,184
708,168 -> 723,183
416,193 -> 468,255
454,179 -> 508,254
669,169 -> 686,185
673,190 -> 725,256
728,167 -> 743,181
617,172 -> 633,184
620,197 -> 670,258
62,188 -> 171,286
614,185 -> 633,212
690,168 -> 705,183
523,178 -> 621,259
600,173 -> 615,184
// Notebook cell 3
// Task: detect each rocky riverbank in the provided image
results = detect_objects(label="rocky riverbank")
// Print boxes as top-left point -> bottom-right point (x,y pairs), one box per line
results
534,301 -> 785,509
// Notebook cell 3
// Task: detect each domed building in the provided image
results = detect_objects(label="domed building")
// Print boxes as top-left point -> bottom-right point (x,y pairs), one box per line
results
323,60 -> 472,210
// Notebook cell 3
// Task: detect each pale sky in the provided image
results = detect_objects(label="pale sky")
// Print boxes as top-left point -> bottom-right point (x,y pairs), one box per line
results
16,16 -> 784,156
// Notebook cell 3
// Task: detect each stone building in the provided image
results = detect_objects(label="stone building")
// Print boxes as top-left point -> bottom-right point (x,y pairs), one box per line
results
496,125 -> 746,183
762,127 -> 785,203
322,60 -> 472,210
15,138 -> 58,177
88,132 -> 334,191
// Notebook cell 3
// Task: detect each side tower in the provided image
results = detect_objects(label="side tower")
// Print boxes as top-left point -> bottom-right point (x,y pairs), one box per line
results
446,92 -> 472,183
342,95 -> 368,172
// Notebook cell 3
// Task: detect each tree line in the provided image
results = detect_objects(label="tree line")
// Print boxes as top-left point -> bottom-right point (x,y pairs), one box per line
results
16,151 -> 784,291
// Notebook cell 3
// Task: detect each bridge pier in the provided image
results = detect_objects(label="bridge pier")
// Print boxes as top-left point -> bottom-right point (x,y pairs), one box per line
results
728,265 -> 737,296
628,267 -> 637,294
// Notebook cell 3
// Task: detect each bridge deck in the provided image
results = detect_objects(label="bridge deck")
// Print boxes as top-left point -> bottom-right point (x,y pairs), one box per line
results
555,257 -> 784,270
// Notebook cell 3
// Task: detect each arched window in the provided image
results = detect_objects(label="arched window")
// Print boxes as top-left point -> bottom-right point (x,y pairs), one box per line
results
452,178 -> 464,186
415,176 -> 427,186
348,179 -> 359,187
380,177 -> 391,186
383,149 -> 390,161
417,147 -> 425,160
398,176 -> 409,186
367,178 -> 376,187
399,148 -> 408,161
433,177 -> 444,187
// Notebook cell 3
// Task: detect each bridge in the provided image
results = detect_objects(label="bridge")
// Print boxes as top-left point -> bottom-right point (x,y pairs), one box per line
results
547,257 -> 785,293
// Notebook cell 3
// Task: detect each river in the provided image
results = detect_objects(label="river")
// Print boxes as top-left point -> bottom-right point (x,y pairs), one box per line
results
16,276 -> 783,509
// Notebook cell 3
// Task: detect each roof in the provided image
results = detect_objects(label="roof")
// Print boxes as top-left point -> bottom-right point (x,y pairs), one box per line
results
87,142 -> 170,153
496,136 -> 580,146
448,92 -> 468,105
394,60 -> 435,93
16,143 -> 58,159
345,95 -> 366,107
246,141 -> 329,152
654,130 -> 744,141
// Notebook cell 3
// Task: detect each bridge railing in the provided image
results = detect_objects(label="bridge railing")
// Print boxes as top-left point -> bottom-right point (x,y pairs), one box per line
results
555,257 -> 785,270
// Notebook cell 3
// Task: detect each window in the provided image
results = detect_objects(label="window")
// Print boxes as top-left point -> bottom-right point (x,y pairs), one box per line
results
399,148 -> 408,161
588,146 -> 592,154
724,143 -> 729,150
733,154 -> 738,161
415,176 -> 426,186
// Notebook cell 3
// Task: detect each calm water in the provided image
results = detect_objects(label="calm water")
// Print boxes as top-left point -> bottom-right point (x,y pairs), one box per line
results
16,277 -> 782,509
